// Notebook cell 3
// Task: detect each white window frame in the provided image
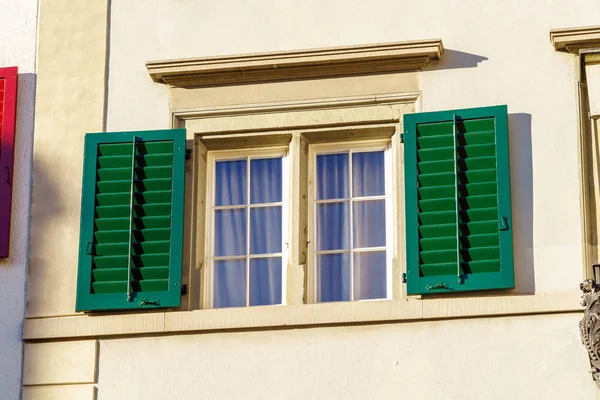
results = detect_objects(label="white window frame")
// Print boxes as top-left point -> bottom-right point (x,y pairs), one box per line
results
204,146 -> 290,309
307,139 -> 394,304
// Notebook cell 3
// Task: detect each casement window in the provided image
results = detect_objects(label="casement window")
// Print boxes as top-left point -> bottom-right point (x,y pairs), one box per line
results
308,141 -> 393,302
76,129 -> 185,311
206,148 -> 288,308
76,105 -> 514,312
0,66 -> 18,258
403,105 -> 514,294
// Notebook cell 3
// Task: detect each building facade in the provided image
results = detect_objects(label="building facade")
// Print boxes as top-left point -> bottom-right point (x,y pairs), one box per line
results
11,0 -> 600,399
0,0 -> 37,399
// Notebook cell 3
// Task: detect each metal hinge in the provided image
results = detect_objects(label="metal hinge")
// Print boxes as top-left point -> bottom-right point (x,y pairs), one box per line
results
402,273 -> 407,283
185,149 -> 192,160
400,133 -> 405,143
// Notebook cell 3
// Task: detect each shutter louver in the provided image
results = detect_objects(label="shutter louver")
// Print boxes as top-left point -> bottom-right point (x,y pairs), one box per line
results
76,129 -> 185,311
404,106 -> 514,294
0,67 -> 17,258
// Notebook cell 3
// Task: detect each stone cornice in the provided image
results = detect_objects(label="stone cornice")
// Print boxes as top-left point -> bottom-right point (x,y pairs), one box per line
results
146,39 -> 444,88
550,25 -> 600,54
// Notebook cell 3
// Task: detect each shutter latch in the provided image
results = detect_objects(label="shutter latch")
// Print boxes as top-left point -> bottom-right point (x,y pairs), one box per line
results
85,240 -> 94,255
138,299 -> 160,306
426,283 -> 450,291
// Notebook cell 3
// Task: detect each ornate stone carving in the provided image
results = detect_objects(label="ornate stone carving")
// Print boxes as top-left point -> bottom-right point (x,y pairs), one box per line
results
580,279 -> 600,386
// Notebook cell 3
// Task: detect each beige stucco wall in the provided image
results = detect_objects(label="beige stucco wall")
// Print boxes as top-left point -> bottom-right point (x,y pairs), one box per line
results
95,313 -> 593,400
104,0 -> 600,296
25,0 -> 600,398
0,0 -> 37,398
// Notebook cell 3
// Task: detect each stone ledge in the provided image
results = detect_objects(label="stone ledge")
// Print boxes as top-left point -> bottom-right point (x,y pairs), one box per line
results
146,39 -> 444,88
550,25 -> 600,54
23,291 -> 581,341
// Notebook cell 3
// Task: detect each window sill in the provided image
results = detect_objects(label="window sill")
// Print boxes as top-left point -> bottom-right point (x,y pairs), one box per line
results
23,290 -> 582,341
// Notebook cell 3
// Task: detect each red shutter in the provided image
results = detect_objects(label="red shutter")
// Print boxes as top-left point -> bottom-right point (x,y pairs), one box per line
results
0,67 -> 18,258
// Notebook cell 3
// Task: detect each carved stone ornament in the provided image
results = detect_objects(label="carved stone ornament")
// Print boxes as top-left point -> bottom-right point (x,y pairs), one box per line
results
580,279 -> 600,386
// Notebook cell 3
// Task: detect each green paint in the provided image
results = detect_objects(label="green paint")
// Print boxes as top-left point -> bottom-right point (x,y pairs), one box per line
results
76,129 -> 186,311
404,106 -> 514,295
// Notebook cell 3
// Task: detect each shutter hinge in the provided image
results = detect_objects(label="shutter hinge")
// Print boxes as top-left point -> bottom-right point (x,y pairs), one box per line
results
400,132 -> 405,143
181,284 -> 188,295
499,216 -> 509,231
402,272 -> 407,283
85,240 -> 94,255
185,149 -> 192,160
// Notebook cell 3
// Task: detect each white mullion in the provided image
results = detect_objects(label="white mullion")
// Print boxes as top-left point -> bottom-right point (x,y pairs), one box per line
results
348,150 -> 354,302
315,249 -> 350,255
280,152 -> 288,305
315,198 -> 351,204
350,195 -> 386,202
246,156 -> 251,307
214,204 -> 247,211
248,201 -> 283,209
384,142 -> 393,300
213,255 -> 247,261
248,253 -> 283,259
352,246 -> 387,253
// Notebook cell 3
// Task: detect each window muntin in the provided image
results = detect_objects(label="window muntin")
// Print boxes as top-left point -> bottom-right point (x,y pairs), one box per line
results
311,141 -> 392,303
208,148 -> 288,308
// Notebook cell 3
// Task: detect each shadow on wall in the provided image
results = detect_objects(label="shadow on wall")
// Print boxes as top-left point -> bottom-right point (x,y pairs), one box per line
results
0,72 -> 36,267
508,113 -> 534,294
425,49 -> 488,71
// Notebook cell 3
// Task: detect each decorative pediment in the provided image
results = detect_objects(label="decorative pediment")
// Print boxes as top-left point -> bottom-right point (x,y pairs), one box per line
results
550,26 -> 600,54
147,39 -> 444,88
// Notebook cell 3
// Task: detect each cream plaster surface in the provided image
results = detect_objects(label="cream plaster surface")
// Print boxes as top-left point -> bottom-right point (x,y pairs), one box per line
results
23,340 -> 97,385
0,0 -> 37,398
22,385 -> 96,400
24,1 -> 600,397
97,313 -> 594,400
28,0 -> 109,318
104,0 -> 600,297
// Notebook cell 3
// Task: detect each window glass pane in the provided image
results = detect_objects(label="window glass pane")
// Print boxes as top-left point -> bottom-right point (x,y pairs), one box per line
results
353,251 -> 387,300
215,160 -> 247,206
317,153 -> 348,200
250,206 -> 282,254
250,257 -> 282,306
352,151 -> 385,197
317,202 -> 350,251
317,253 -> 351,302
251,158 -> 282,204
353,199 -> 386,248
214,209 -> 247,256
214,259 -> 247,308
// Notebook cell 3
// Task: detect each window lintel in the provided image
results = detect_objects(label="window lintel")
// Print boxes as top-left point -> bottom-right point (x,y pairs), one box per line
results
550,25 -> 600,54
146,39 -> 444,88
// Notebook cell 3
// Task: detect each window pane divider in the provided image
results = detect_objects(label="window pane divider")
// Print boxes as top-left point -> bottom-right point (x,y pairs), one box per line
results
245,156 -> 251,307
349,149 -> 354,302
315,198 -> 351,204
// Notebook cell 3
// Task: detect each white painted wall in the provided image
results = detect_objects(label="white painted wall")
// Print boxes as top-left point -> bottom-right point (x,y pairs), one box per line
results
98,313 -> 593,400
106,0 -> 600,294
98,1 -> 600,397
0,0 -> 37,398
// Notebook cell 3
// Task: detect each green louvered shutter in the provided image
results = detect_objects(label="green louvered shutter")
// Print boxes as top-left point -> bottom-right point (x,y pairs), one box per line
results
404,105 -> 513,295
76,129 -> 186,311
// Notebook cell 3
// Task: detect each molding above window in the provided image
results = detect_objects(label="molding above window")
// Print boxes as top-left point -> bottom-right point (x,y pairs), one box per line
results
550,25 -> 600,54
146,39 -> 444,88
